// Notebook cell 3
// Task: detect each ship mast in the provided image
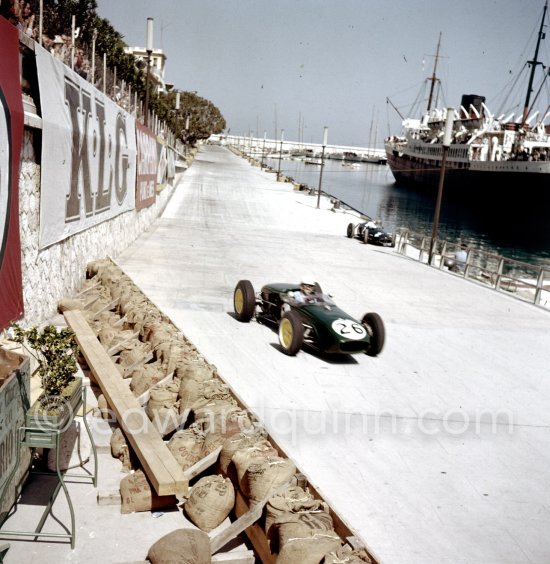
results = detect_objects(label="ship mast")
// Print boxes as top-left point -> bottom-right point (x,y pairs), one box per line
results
522,0 -> 548,126
426,32 -> 442,112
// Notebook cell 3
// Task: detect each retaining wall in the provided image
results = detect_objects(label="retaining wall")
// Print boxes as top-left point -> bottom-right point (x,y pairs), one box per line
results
7,26 -> 184,327
17,125 -> 178,326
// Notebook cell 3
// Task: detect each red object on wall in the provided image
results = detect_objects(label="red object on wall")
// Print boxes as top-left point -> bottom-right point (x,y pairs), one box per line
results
0,17 -> 24,329
135,121 -> 158,210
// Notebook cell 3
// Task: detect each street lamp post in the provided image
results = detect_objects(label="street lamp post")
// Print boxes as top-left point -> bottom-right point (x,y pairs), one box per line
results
316,127 -> 328,209
91,29 -> 97,86
276,129 -> 284,181
184,114 -> 190,157
429,108 -> 455,265
174,90 -> 181,151
144,17 -> 154,127
261,130 -> 267,168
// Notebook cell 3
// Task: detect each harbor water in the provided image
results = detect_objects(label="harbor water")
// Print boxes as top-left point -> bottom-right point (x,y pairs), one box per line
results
266,156 -> 550,269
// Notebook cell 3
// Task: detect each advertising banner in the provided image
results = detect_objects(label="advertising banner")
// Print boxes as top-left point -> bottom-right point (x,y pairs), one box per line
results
156,140 -> 168,187
166,147 -> 176,181
0,17 -> 24,329
35,44 -> 136,248
135,121 -> 157,210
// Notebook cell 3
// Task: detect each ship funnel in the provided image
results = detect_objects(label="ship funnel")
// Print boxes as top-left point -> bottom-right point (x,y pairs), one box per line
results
460,94 -> 485,118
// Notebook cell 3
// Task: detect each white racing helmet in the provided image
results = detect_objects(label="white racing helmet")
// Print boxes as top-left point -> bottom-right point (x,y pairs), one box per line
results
300,275 -> 317,295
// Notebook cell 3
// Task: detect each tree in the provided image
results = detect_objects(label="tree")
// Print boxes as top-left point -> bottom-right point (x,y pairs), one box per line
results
19,0 -> 226,142
165,91 -> 226,145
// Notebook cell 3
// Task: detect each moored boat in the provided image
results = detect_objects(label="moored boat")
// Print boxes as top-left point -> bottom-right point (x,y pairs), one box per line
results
385,2 -> 550,200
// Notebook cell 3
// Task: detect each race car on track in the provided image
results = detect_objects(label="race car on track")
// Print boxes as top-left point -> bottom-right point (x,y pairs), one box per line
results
347,221 -> 395,247
233,279 -> 385,357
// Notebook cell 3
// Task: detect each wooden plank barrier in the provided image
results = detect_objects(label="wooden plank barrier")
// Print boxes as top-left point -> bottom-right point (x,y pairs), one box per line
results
64,310 -> 187,496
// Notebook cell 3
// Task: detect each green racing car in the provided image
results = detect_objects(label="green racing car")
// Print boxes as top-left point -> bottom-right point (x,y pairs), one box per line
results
233,280 -> 385,357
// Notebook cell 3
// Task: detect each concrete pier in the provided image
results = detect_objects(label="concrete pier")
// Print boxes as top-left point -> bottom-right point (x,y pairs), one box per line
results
113,145 -> 550,564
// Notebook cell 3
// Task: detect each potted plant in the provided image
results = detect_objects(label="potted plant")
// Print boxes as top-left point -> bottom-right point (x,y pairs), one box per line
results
11,324 -> 81,435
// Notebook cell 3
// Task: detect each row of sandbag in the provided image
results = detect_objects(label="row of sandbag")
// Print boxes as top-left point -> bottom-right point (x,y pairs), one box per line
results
68,260 -> 371,563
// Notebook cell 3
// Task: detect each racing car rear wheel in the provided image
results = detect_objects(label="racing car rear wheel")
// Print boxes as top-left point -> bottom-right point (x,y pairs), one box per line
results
363,229 -> 369,244
234,280 -> 256,322
346,223 -> 355,238
278,311 -> 304,356
362,312 -> 385,356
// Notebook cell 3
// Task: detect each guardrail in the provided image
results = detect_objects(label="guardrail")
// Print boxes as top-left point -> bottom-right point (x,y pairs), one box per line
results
395,229 -> 550,309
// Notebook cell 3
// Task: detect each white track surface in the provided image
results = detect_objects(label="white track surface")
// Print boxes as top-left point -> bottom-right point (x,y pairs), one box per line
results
115,145 -> 550,564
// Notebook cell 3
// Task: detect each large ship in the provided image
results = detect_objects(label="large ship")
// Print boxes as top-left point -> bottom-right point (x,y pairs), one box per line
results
384,2 -> 550,200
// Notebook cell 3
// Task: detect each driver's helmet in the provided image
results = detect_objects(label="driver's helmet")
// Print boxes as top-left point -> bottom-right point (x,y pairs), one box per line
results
365,220 -> 377,228
300,275 -> 317,295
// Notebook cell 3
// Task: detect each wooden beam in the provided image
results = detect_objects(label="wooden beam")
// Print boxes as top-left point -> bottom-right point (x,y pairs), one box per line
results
233,491 -> 275,564
211,550 -> 255,563
135,372 -> 175,406
77,281 -> 101,296
183,446 -> 221,481
123,352 -> 154,378
64,310 -> 187,496
91,298 -> 119,320
209,491 -> 265,555
107,331 -> 140,356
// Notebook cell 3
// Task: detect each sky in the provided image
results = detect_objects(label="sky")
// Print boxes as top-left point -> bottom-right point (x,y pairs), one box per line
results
96,0 -> 550,147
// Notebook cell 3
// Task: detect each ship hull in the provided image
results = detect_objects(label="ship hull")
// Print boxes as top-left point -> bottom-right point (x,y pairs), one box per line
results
385,148 -> 550,203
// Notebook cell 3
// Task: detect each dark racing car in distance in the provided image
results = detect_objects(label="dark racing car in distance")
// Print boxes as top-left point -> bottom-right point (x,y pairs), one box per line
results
347,220 -> 395,247
233,280 -> 385,357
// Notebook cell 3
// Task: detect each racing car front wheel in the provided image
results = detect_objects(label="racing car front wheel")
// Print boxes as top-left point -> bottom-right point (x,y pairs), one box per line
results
234,280 -> 256,322
346,223 -> 355,238
362,229 -> 369,244
278,311 -> 304,356
362,312 -> 385,356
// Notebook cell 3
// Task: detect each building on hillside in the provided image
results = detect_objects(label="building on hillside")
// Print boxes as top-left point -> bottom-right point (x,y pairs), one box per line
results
124,46 -> 170,94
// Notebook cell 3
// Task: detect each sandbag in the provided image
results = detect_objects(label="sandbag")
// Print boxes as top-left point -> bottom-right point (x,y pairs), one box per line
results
192,398 -> 238,423
202,410 -> 254,455
265,486 -> 318,536
110,427 -> 132,471
323,546 -> 373,563
129,361 -> 166,396
147,528 -> 211,564
274,506 -> 336,552
218,427 -> 269,474
276,532 -> 343,564
47,420 -> 91,471
119,470 -> 177,514
167,424 -> 205,470
94,310 -> 121,327
231,442 -> 279,493
87,258 -> 113,277
147,382 -> 179,417
118,340 -> 152,369
211,408 -> 252,436
146,322 -> 178,348
154,340 -> 187,373
97,394 -> 112,420
110,427 -> 127,458
245,456 -> 296,504
147,381 -> 180,433
176,361 -> 215,382
97,326 -> 119,348
185,475 -> 235,532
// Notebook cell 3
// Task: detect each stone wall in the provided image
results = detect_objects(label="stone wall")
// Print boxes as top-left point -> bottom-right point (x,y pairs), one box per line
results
18,125 -> 179,326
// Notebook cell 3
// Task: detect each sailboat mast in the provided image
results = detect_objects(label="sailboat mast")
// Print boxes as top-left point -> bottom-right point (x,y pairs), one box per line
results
426,32 -> 442,112
522,0 -> 548,125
